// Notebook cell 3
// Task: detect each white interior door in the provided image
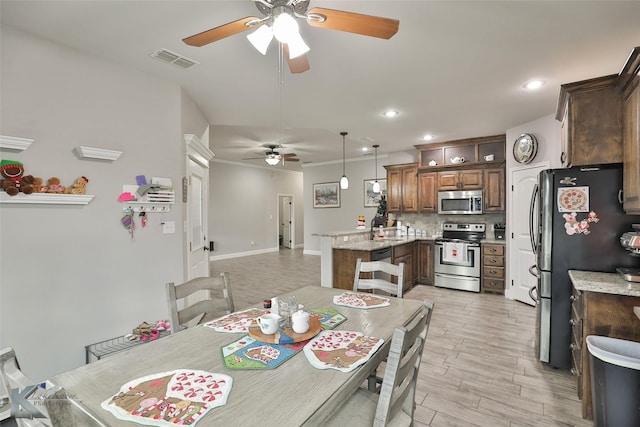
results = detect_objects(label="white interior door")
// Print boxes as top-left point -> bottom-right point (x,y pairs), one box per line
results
282,196 -> 292,249
507,162 -> 548,305
185,133 -> 213,280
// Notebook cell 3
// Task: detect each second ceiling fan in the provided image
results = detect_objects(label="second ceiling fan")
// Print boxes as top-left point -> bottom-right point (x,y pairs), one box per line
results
183,0 -> 399,73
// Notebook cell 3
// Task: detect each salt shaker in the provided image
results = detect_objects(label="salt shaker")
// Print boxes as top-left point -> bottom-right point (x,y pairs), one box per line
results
270,297 -> 279,315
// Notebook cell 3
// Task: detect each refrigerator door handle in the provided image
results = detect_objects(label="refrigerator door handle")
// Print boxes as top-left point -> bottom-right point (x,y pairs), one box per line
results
528,264 -> 539,278
618,189 -> 624,205
529,183 -> 539,254
529,285 -> 538,302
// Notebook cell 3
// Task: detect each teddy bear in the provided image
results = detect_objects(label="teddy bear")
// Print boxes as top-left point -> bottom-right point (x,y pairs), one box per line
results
67,176 -> 89,195
40,177 -> 66,194
0,160 -> 35,196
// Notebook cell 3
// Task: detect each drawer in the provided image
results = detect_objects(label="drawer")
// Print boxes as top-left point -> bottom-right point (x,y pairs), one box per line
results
482,265 -> 505,279
482,278 -> 504,293
483,255 -> 504,267
483,244 -> 504,256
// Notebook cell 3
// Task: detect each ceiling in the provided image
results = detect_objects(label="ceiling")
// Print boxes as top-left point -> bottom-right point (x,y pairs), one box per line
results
2,1 -> 639,171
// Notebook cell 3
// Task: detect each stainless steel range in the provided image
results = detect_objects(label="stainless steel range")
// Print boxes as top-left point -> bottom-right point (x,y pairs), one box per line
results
434,223 -> 485,292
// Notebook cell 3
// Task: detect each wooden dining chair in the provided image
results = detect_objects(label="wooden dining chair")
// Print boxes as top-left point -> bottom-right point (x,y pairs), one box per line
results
326,299 -> 434,427
353,259 -> 405,298
165,273 -> 235,333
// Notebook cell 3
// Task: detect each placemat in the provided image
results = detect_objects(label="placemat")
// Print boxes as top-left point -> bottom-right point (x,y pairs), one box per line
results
333,291 -> 391,309
202,308 -> 267,333
101,369 -> 232,426
303,330 -> 384,373
221,308 -> 346,370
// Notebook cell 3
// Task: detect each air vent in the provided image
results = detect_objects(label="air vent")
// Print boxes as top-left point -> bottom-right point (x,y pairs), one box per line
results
151,49 -> 199,69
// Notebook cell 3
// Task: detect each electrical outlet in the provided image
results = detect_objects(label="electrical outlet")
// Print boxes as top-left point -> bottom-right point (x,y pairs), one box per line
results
343,236 -> 349,242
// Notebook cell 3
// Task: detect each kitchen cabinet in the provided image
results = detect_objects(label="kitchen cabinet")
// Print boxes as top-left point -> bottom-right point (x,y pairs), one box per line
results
481,243 -> 505,294
483,167 -> 505,212
417,241 -> 434,285
392,242 -> 415,291
620,47 -> 640,214
570,286 -> 640,420
556,74 -> 623,167
437,169 -> 482,191
418,172 -> 437,213
385,163 -> 417,213
416,134 -> 505,168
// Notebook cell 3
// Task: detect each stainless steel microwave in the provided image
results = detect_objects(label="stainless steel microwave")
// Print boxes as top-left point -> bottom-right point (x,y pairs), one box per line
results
437,190 -> 483,215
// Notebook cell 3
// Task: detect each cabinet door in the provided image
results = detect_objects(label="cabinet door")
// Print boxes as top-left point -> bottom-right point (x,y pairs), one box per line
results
458,169 -> 483,190
437,171 -> 460,191
623,84 -> 640,213
560,104 -> 571,167
483,168 -> 505,212
418,241 -> 434,284
386,169 -> 402,212
418,172 -> 438,212
401,166 -> 418,212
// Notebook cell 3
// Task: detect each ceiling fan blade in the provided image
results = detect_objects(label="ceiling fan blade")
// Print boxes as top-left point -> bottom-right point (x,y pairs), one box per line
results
183,17 -> 261,47
283,44 -> 311,73
283,158 -> 299,162
282,153 -> 298,158
307,8 -> 399,39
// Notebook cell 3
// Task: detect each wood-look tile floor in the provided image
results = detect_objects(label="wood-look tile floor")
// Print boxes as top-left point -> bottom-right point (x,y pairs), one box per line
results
211,248 -> 592,427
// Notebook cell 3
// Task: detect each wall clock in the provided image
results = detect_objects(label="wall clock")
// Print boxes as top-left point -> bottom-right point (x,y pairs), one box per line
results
513,133 -> 538,164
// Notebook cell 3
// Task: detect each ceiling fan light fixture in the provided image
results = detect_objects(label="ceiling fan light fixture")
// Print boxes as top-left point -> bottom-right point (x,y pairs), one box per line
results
286,32 -> 310,59
265,154 -> 280,166
247,24 -> 273,55
273,10 -> 299,44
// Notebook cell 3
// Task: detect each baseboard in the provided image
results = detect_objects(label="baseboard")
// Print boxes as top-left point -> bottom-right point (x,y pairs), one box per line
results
303,249 -> 321,256
209,247 -> 279,261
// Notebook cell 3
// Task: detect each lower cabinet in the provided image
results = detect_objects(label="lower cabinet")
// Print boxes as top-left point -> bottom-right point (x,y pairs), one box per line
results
570,287 -> 640,420
332,249 -> 371,291
392,243 -> 415,291
417,241 -> 434,285
481,243 -> 505,294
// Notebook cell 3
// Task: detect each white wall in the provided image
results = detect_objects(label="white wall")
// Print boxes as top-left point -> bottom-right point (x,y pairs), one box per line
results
208,160 -> 303,257
0,26 -> 205,380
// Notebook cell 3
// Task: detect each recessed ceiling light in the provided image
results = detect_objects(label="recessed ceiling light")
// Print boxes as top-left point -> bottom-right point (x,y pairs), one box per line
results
362,147 -> 369,152
422,134 -> 434,141
523,79 -> 545,90
382,110 -> 399,118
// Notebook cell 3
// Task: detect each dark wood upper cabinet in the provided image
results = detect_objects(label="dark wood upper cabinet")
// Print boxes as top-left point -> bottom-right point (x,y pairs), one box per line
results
618,46 -> 640,214
385,163 -> 417,213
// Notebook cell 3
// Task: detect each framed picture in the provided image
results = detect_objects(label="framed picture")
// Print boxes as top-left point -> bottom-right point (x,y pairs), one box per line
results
313,182 -> 340,208
364,179 -> 387,207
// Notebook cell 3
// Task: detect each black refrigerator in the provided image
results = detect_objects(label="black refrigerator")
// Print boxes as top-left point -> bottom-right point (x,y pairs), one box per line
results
534,164 -> 640,370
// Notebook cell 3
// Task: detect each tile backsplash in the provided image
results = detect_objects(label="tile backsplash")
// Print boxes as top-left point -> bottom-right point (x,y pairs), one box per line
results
396,212 -> 507,237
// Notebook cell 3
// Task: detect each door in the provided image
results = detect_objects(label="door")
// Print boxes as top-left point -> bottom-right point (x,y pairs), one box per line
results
506,162 -> 548,305
185,133 -> 214,280
281,195 -> 292,249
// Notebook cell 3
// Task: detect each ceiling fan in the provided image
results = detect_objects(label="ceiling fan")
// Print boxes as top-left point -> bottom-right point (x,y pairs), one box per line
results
183,0 -> 399,73
243,144 -> 300,166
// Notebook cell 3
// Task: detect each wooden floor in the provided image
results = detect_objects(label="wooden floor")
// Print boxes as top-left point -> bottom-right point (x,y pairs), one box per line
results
211,248 -> 592,427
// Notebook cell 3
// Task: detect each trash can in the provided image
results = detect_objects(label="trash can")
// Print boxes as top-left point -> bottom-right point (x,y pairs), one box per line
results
586,335 -> 640,427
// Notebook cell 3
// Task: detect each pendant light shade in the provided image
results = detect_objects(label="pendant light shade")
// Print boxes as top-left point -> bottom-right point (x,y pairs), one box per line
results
373,144 -> 380,193
340,131 -> 349,190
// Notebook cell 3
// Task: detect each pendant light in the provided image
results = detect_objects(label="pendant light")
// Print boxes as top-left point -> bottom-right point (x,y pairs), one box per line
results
339,131 -> 349,190
373,144 -> 381,193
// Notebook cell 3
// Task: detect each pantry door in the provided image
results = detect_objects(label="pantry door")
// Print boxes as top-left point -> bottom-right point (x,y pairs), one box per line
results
185,133 -> 214,280
507,162 -> 548,305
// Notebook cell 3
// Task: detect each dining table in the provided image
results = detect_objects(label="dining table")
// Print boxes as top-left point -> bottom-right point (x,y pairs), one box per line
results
48,285 -> 423,426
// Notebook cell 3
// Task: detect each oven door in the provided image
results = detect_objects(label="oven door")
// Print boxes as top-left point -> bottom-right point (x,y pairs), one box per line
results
434,241 -> 481,277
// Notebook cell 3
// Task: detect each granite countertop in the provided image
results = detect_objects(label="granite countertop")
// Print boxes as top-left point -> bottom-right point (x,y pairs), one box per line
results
568,270 -> 640,297
312,230 -> 370,237
333,236 -> 435,250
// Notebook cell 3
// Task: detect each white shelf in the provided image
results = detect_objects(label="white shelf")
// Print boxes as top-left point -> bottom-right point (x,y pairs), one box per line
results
0,192 -> 94,205
74,146 -> 122,161
0,135 -> 34,151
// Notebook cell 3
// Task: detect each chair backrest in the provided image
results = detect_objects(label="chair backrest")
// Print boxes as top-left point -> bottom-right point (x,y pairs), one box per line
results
374,299 -> 434,426
166,273 -> 234,333
353,259 -> 404,298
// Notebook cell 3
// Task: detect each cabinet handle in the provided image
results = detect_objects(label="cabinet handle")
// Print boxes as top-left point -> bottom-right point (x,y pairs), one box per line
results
490,248 -> 497,253
570,295 -> 577,302
490,259 -> 497,263
570,368 -> 577,376
561,152 -> 566,164
570,343 -> 580,351
569,319 -> 576,326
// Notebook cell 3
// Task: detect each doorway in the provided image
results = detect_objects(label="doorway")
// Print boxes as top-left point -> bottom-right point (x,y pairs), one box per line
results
277,194 -> 294,249
506,162 -> 548,305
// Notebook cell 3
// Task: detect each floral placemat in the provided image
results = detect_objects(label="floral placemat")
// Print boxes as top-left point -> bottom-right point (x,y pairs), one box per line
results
222,308 -> 347,370
202,308 -> 267,333
101,369 -> 232,426
333,292 -> 390,309
303,330 -> 384,373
